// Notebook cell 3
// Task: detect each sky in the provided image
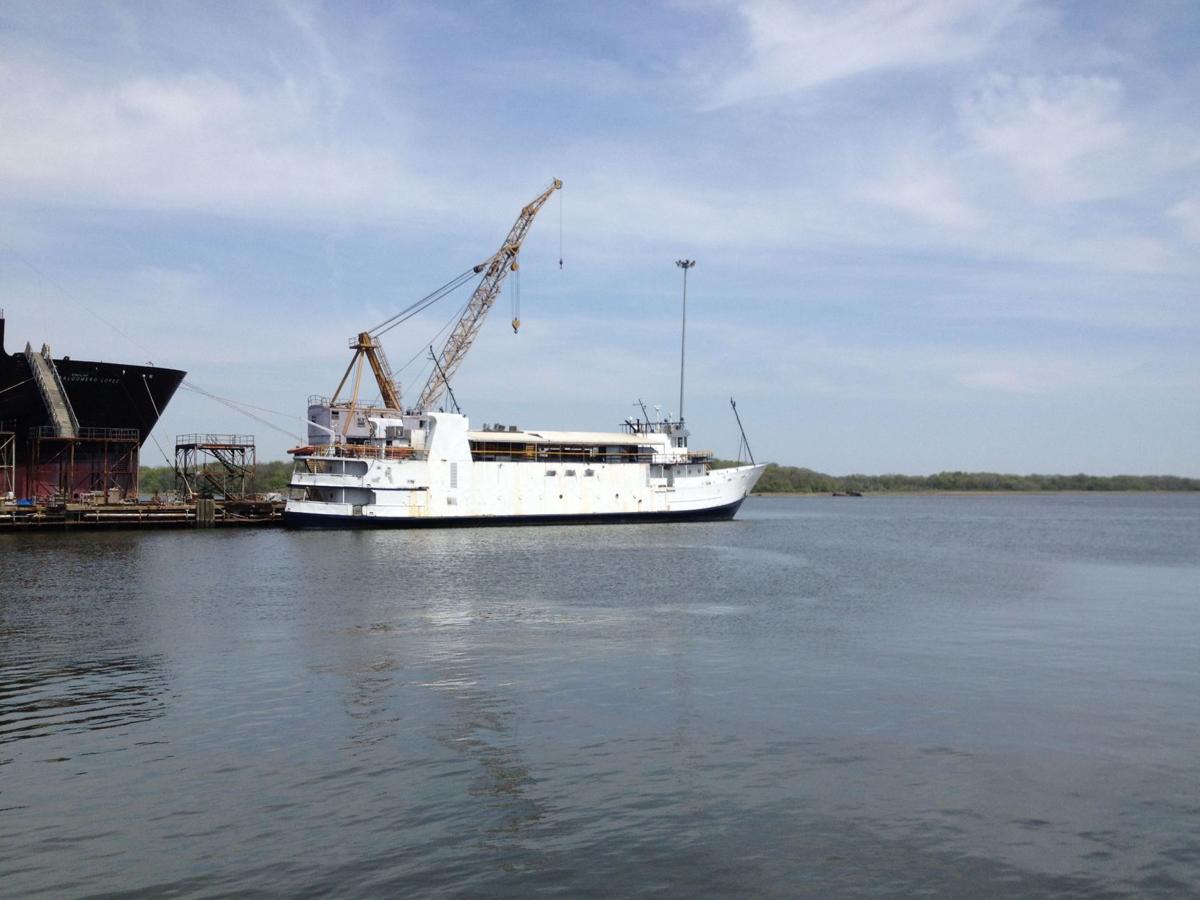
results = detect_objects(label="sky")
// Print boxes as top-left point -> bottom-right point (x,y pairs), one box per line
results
0,0 -> 1197,475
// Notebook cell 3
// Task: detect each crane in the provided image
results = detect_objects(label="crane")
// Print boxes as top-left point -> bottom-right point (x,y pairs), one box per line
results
330,331 -> 402,416
325,178 -> 561,429
415,178 -> 562,413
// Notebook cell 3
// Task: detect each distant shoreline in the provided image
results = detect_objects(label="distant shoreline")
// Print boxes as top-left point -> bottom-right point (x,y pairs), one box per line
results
138,460 -> 1200,497
711,461 -> 1200,494
749,489 -> 1200,497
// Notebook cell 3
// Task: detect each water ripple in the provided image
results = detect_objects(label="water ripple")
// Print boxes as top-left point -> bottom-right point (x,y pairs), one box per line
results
0,655 -> 167,745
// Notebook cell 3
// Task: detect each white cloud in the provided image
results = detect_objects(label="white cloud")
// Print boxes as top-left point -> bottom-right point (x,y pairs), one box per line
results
949,349 -> 1200,395
1169,198 -> 1200,242
708,0 -> 1026,107
856,154 -> 983,229
952,358 -> 1114,394
0,55 -> 450,225
958,72 -> 1200,203
961,73 -> 1126,172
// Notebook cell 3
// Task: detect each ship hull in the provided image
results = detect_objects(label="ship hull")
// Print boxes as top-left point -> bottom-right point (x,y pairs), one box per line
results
285,497 -> 746,528
0,357 -> 185,441
1,317 -> 186,499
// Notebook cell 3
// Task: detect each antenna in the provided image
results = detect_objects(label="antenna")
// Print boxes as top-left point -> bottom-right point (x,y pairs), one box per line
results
428,346 -> 462,414
731,398 -> 755,465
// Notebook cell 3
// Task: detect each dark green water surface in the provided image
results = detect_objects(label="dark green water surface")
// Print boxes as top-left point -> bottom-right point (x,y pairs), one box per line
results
2,494 -> 1198,897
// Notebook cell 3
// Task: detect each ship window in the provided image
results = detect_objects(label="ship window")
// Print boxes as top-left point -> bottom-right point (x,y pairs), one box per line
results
585,469 -> 595,476
546,470 -> 556,476
450,462 -> 458,489
565,469 -> 576,476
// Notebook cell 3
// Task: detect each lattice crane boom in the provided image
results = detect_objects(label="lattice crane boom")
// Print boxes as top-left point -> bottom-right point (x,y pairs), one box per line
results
415,178 -> 562,413
330,331 -> 402,418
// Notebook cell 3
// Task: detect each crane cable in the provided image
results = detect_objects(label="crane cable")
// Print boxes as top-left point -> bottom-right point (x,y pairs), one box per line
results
141,375 -> 174,468
511,263 -> 520,333
368,263 -> 488,339
179,381 -> 303,442
0,376 -> 34,398
362,295 -> 475,408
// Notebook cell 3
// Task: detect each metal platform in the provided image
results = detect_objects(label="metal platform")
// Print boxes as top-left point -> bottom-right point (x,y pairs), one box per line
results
0,497 -> 284,530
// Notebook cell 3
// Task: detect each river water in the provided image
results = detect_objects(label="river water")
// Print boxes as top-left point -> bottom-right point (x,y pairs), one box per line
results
1,494 -> 1198,897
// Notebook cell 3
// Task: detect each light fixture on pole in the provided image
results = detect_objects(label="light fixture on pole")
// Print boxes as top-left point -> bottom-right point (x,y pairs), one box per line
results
675,259 -> 695,424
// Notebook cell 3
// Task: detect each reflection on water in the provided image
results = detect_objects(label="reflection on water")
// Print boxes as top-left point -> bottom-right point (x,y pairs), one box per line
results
0,495 -> 1198,896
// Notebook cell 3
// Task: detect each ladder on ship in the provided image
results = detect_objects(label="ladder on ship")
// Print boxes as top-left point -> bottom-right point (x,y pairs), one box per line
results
24,342 -> 79,438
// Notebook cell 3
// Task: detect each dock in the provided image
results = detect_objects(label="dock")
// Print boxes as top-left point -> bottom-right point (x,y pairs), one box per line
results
0,497 -> 285,530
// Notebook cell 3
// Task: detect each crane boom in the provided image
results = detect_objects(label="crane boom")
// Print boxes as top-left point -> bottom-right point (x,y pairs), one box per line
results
329,331 -> 402,419
415,178 -> 562,413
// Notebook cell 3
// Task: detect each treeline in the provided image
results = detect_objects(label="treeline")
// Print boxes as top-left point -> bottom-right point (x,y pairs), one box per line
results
710,461 -> 1200,493
139,460 -> 293,495
138,459 -> 1200,497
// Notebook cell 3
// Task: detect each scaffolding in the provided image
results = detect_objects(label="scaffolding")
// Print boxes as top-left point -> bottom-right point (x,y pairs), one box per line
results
24,426 -> 140,503
175,434 -> 256,499
0,430 -> 14,501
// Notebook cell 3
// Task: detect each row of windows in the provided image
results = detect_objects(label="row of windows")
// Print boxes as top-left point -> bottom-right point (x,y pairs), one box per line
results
469,441 -> 655,463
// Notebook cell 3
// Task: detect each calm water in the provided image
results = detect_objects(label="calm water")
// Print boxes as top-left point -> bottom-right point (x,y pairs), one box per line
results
1,494 -> 1198,897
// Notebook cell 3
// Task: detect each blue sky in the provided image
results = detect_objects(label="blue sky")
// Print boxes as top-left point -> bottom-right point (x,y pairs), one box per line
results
1,0 -> 1197,475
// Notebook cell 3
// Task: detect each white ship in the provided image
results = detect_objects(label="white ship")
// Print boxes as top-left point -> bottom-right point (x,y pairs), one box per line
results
285,409 -> 763,527
284,179 -> 764,528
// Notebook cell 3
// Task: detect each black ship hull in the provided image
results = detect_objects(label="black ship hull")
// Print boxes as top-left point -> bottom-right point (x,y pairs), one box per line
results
0,316 -> 186,500
284,498 -> 745,529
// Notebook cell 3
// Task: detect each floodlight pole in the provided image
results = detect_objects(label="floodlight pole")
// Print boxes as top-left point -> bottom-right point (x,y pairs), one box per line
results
675,259 -> 695,423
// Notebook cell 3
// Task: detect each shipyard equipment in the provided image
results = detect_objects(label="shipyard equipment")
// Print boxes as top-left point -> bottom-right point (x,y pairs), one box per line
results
415,178 -> 562,413
321,179 -> 561,439
175,433 -> 257,499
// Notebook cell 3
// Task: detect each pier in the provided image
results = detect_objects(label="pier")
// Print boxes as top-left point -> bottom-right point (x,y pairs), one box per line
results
0,431 -> 286,530
0,497 -> 284,530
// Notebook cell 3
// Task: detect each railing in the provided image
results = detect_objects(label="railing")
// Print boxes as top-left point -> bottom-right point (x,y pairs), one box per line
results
175,434 -> 255,447
40,344 -> 80,435
24,345 -> 51,411
292,442 -> 419,461
33,425 -> 140,441
25,343 -> 80,437
621,418 -> 684,435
